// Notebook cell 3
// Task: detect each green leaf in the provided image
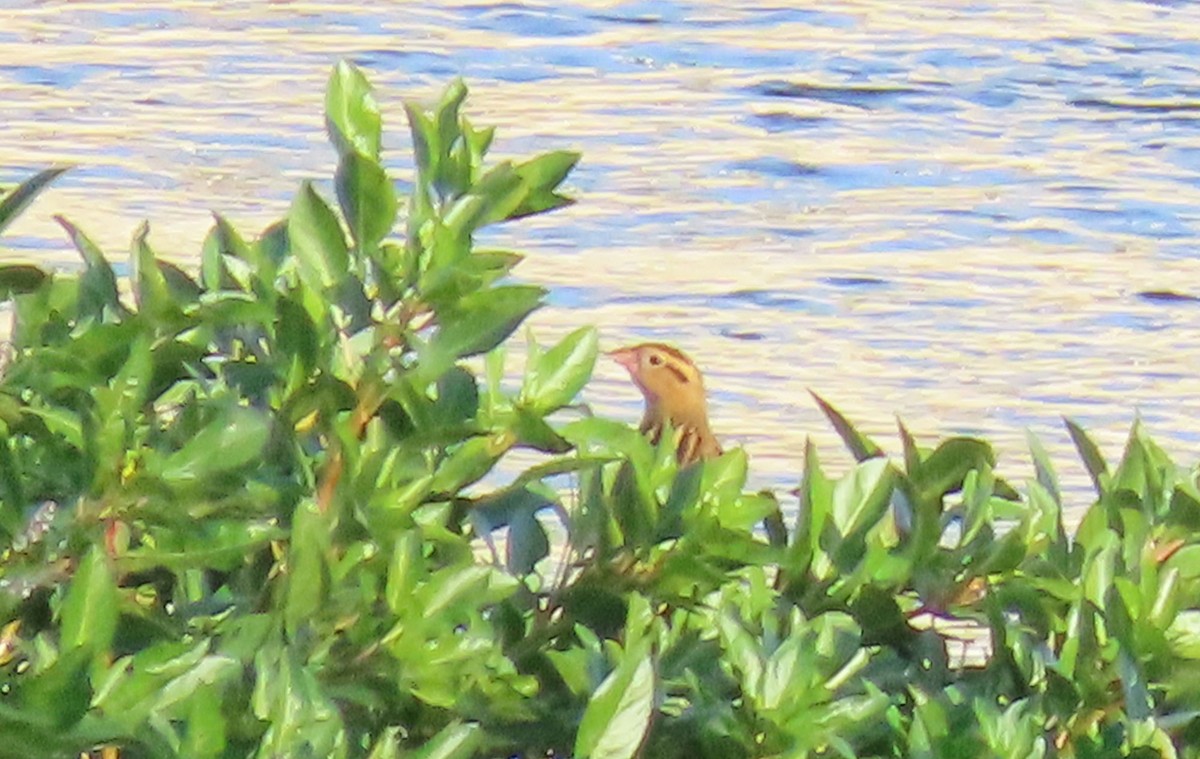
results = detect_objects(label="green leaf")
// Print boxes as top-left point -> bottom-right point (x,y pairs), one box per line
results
811,391 -> 885,461
1027,430 -> 1060,504
325,60 -> 382,160
410,722 -> 481,759
61,547 -> 118,656
521,326 -> 598,415
404,102 -> 438,183
785,438 -> 832,582
19,646 -> 91,730
336,151 -> 397,251
285,500 -> 330,637
444,162 -> 528,234
156,407 -> 271,484
201,213 -> 248,290
912,437 -> 995,499
0,264 -> 48,298
430,436 -> 504,494
507,508 -> 549,575
288,181 -> 350,292
507,150 -> 580,220
1065,417 -> 1109,496
423,285 -> 545,375
366,726 -> 404,759
131,222 -> 178,320
276,294 -> 320,373
575,642 -> 656,759
1168,610 -> 1200,659
432,79 -> 469,199
56,215 -> 124,319
385,531 -> 423,615
831,458 -> 894,538
157,259 -> 203,306
182,686 -> 227,758
0,166 -> 68,236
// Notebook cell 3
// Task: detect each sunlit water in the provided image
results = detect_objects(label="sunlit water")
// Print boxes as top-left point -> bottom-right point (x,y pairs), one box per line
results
4,1 -> 1200,523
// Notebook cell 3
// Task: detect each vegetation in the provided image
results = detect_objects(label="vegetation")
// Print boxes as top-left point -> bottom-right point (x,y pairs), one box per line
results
0,61 -> 1198,758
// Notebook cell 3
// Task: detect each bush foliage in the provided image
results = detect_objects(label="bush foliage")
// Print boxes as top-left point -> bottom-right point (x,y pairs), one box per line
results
0,62 -> 1199,758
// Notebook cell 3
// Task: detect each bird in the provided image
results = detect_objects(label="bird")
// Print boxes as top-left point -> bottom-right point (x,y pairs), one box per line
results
608,342 -> 722,465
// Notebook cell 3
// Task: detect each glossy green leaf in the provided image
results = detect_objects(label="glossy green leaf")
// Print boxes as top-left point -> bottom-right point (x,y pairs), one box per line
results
325,60 -> 382,160
1065,416 -> 1109,496
410,722 -> 481,759
424,285 -> 545,373
385,530 -> 422,614
336,151 -> 397,251
182,686 -> 227,758
575,641 -> 656,759
56,215 -> 124,319
430,436 -> 503,494
131,222 -> 177,320
521,326 -> 598,415
831,458 -> 894,538
506,150 -> 580,221
288,181 -> 349,292
285,500 -> 330,637
157,407 -> 271,484
811,391 -> 885,461
912,437 -> 994,500
61,547 -> 118,656
19,646 -> 91,730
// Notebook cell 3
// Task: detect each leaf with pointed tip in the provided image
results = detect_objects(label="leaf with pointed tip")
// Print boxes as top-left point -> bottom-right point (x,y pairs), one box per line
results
506,150 -> 580,221
1027,430 -> 1061,505
336,151 -> 397,252
405,102 -> 438,182
831,457 -> 894,539
0,166 -> 68,236
156,407 -> 272,485
575,641 -> 656,759
19,646 -> 91,729
56,215 -> 125,319
131,223 -> 177,320
423,285 -> 544,376
288,182 -> 349,292
897,417 -> 921,474
325,60 -> 381,160
157,259 -> 202,306
811,391 -> 884,461
409,722 -> 481,759
1065,417 -> 1109,496
432,79 -> 470,199
61,547 -> 118,656
201,213 -> 251,291
521,326 -> 599,415
912,437 -> 995,500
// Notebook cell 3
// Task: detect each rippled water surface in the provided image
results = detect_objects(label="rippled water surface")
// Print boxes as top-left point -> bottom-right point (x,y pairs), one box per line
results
5,1 -> 1200,514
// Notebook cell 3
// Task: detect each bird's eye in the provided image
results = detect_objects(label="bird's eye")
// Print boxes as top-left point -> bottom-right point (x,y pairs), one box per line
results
648,353 -> 663,366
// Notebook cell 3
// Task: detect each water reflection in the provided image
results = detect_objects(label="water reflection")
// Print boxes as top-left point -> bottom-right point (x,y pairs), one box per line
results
3,1 -> 1200,518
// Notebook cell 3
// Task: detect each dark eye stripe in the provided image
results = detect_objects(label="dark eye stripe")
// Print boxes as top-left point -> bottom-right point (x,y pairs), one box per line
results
664,363 -> 690,384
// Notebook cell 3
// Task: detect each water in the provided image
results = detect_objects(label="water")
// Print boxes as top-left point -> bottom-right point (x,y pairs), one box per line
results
4,1 -> 1200,520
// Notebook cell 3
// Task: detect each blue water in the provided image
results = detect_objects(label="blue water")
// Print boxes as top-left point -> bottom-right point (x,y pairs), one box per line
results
3,1 -> 1200,506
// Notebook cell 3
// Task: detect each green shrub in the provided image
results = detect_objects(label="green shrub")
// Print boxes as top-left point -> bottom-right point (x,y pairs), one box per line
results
0,61 -> 1198,759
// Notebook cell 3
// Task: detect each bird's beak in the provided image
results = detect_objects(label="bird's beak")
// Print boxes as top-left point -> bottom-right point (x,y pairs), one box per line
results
607,347 -> 639,374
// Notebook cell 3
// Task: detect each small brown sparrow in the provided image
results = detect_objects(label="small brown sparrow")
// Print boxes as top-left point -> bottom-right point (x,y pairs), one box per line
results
609,342 -> 722,465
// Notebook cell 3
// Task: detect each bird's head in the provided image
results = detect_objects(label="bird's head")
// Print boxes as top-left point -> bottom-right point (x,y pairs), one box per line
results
608,342 -> 711,429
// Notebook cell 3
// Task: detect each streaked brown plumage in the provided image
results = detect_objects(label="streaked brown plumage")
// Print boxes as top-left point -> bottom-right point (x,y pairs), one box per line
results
609,342 -> 722,465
